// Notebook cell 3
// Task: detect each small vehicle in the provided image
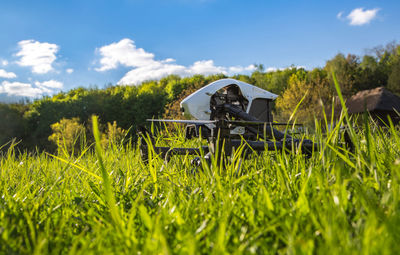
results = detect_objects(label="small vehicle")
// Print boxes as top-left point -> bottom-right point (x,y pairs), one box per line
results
139,78 -> 316,165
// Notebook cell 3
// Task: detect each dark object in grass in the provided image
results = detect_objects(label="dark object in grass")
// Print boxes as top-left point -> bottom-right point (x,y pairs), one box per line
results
139,79 -> 318,165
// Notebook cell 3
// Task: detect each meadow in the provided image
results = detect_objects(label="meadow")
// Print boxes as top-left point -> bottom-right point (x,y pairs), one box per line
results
1,108 -> 400,254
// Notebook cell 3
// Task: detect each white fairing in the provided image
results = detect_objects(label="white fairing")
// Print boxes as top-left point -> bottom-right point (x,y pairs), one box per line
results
180,78 -> 278,120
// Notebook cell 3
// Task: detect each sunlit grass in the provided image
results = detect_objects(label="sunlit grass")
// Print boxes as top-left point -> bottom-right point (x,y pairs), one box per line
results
1,112 -> 400,254
1,77 -> 400,254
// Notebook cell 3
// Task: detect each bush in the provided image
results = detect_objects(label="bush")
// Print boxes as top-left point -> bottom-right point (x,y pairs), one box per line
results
48,117 -> 86,156
101,121 -> 128,148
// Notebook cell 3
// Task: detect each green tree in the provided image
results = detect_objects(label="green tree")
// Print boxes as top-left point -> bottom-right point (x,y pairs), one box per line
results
357,55 -> 384,90
101,121 -> 128,148
252,67 -> 304,95
0,104 -> 26,146
325,54 -> 359,97
387,45 -> 400,94
48,117 -> 86,155
276,69 -> 332,126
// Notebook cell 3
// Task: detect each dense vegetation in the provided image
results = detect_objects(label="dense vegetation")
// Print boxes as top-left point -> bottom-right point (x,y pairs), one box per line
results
0,42 -> 399,151
1,110 -> 400,253
1,42 -> 400,253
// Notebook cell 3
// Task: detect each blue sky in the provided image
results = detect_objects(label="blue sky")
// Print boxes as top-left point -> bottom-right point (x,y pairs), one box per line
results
0,0 -> 399,100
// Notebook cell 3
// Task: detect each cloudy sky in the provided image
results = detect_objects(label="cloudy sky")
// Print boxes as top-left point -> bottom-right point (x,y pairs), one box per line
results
0,0 -> 399,101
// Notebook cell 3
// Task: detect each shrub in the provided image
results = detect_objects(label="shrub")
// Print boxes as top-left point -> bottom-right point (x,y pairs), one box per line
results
48,117 -> 86,156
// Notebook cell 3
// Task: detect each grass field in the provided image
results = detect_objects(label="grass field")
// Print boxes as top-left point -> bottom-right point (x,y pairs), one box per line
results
1,111 -> 400,254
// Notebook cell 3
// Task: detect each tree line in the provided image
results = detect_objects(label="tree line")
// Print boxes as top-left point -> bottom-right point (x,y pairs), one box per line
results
0,42 -> 399,152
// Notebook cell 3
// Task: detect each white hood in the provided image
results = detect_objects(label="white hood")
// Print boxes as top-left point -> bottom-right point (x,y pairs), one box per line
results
180,78 -> 277,120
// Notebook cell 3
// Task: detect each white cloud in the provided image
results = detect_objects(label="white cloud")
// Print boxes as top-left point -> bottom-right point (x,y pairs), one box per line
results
119,64 -> 186,85
0,81 -> 44,97
95,38 -> 156,71
118,60 -> 257,85
66,68 -> 74,74
189,60 -> 226,74
346,8 -> 379,26
337,11 -> 344,20
0,79 -> 63,98
96,38 -> 257,85
16,40 -> 59,74
35,80 -> 63,89
1,60 -> 8,66
0,69 -> 17,79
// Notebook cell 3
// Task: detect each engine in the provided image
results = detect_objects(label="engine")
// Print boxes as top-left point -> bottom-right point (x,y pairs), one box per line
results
180,79 -> 278,139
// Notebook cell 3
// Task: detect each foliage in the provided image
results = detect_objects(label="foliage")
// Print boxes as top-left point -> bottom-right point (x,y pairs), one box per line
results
1,115 -> 400,253
252,66 -> 304,95
48,116 -> 128,154
1,69 -> 400,252
0,103 -> 27,146
20,84 -> 166,151
1,42 -> 400,151
48,117 -> 86,155
387,45 -> 400,94
325,53 -> 359,97
275,69 -> 332,126
101,121 -> 128,148
324,43 -> 400,97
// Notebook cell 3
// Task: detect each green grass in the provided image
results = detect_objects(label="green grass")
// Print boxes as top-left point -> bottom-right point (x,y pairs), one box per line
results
1,112 -> 400,254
